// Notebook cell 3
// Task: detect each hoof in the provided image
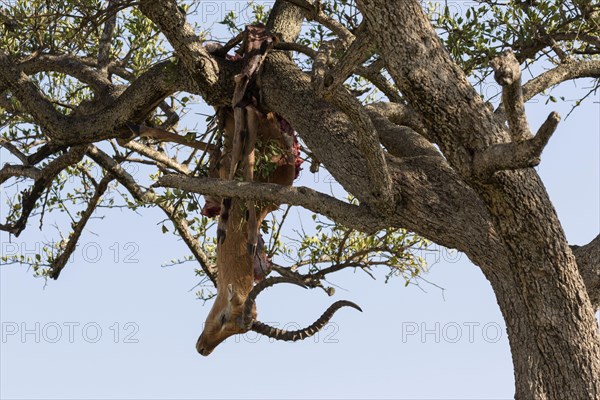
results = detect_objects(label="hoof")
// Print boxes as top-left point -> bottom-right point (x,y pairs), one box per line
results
247,243 -> 257,256
217,229 -> 226,244
238,318 -> 254,331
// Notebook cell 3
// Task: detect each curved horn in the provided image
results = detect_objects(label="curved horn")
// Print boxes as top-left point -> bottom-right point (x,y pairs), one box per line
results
251,300 -> 362,342
241,276 -> 308,328
250,300 -> 362,342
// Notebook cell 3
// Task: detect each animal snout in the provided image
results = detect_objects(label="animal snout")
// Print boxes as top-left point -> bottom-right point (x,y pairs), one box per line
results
196,335 -> 212,356
196,343 -> 213,356
198,347 -> 212,356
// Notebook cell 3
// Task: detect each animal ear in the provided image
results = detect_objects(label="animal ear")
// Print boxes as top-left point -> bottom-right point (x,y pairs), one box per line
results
227,284 -> 234,302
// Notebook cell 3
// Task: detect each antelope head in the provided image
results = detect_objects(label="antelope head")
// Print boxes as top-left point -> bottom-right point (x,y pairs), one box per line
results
196,283 -> 254,356
196,277 -> 362,356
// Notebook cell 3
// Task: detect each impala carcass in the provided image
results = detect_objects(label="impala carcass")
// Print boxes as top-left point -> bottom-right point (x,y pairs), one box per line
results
196,24 -> 361,356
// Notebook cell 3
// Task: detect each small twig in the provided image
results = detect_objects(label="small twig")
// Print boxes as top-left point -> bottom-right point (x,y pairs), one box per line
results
49,175 -> 114,279
124,123 -> 216,151
38,185 -> 51,230
98,1 -> 118,69
284,0 -> 353,44
0,146 -> 87,236
274,42 -> 317,58
87,146 -> 217,285
335,229 -> 353,264
212,31 -> 244,57
119,139 -> 191,175
320,24 -> 374,97
268,205 -> 291,258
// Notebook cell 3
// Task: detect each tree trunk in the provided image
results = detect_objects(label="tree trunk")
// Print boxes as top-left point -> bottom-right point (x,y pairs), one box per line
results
495,270 -> 600,398
481,172 -> 600,398
357,0 -> 600,397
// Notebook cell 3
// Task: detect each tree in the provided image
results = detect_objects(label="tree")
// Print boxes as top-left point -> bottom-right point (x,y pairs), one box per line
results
0,0 -> 598,397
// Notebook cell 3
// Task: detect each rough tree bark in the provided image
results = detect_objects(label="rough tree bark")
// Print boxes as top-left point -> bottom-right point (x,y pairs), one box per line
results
356,1 -> 600,398
160,3 -> 600,395
1,0 -> 599,398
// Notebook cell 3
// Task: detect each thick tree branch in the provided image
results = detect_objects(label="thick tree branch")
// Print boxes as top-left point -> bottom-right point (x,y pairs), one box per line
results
0,53 -> 70,136
310,39 -> 394,211
494,60 -> 600,117
283,0 -> 353,43
1,52 -> 192,146
490,50 -> 532,141
473,112 -> 560,178
312,43 -> 395,213
68,61 -> 192,144
0,164 -> 42,184
18,54 -> 112,92
267,0 -> 305,43
155,175 -> 387,233
366,102 -> 428,138
573,234 -> 600,312
262,52 -> 387,207
321,24 -> 374,95
138,0 -> 220,95
522,60 -> 600,102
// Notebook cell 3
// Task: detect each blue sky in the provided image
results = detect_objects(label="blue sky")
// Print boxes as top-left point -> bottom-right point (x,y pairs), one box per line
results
1,2 -> 599,399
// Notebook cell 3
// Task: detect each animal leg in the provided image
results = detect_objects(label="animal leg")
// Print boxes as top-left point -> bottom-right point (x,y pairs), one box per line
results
229,106 -> 246,180
244,108 -> 259,255
217,106 -> 246,244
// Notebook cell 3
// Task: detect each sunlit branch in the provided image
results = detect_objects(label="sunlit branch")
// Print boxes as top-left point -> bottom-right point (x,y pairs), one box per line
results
0,146 -> 87,236
87,145 -> 217,285
155,174 -> 387,233
49,175 -> 114,279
